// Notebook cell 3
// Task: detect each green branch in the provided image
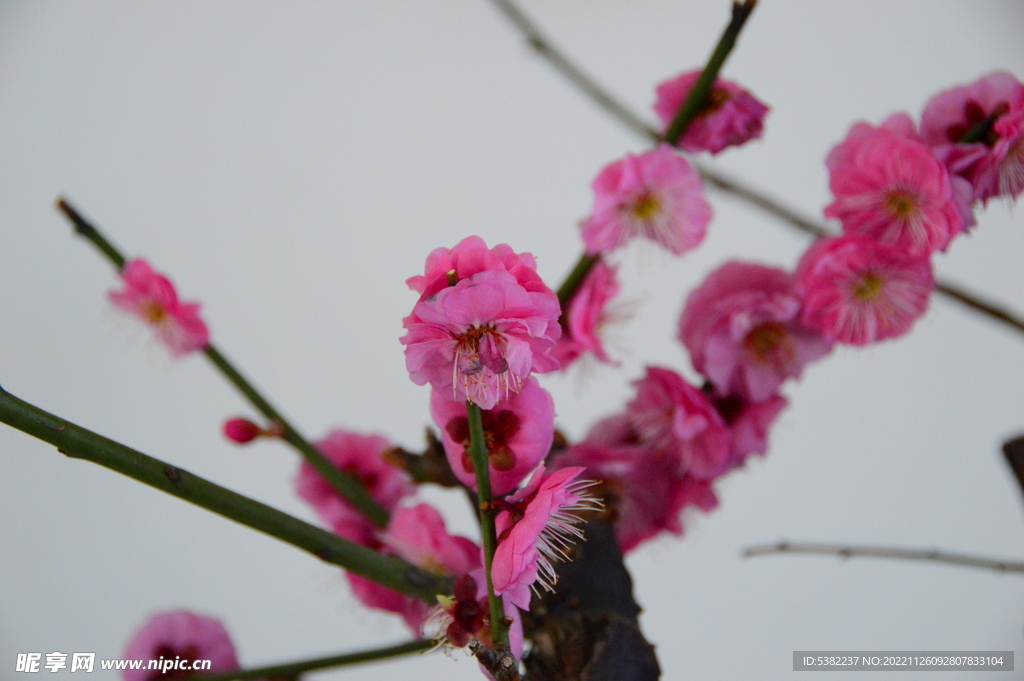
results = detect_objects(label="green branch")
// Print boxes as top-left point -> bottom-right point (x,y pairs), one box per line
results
186,640 -> 432,681
55,197 -> 388,527
0,386 -> 448,602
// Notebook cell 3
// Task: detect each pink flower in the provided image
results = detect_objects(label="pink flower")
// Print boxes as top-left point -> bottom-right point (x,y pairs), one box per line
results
402,269 -> 561,409
679,261 -> 832,402
711,392 -> 788,469
653,69 -> 769,154
348,503 -> 480,636
921,71 -> 1024,203
406,235 -> 552,301
108,259 -> 209,357
491,466 -> 600,608
553,259 -> 621,369
796,235 -> 935,346
581,144 -> 712,256
122,611 -> 238,681
294,429 -> 413,546
431,376 -> 554,496
825,114 -> 966,257
626,367 -> 731,479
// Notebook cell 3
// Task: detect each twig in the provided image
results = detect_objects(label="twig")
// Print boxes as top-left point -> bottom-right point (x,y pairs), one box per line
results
483,0 -> 1024,339
55,197 -> 389,527
743,540 -> 1024,575
0,385 -> 450,601
185,639 -> 432,681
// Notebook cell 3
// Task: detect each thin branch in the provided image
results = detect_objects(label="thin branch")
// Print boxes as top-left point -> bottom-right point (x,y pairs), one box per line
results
743,540 -> 1024,575
0,385 -> 450,602
483,0 -> 1024,339
55,197 -> 389,527
186,640 -> 432,681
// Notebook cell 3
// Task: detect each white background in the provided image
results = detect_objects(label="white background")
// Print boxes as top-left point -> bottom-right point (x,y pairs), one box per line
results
2,2 -> 1023,679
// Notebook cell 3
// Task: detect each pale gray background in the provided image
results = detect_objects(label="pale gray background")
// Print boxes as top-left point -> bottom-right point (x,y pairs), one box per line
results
2,2 -> 1023,680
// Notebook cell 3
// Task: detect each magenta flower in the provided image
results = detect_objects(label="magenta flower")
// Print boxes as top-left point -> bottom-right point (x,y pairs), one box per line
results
711,392 -> 788,470
431,376 -> 554,496
294,429 -> 413,546
581,144 -> 712,256
491,466 -> 600,609
679,261 -> 832,402
825,114 -> 966,257
796,235 -> 935,346
402,269 -> 561,409
653,69 -> 769,154
122,611 -> 239,681
553,259 -> 622,369
626,366 -> 731,479
108,259 -> 209,357
921,71 -> 1024,203
406,235 -> 552,301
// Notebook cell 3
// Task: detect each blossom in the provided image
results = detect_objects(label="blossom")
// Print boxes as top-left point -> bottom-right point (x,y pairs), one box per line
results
553,259 -> 621,369
920,71 -> 1024,203
580,144 -> 712,256
431,376 -> 555,496
429,574 -> 524,663
402,269 -> 561,409
825,114 -> 966,257
406,235 -> 551,301
348,503 -> 480,636
711,392 -> 788,470
796,235 -> 935,346
122,611 -> 238,681
108,259 -> 209,357
653,69 -> 769,154
626,366 -> 731,479
491,466 -> 600,608
679,261 -> 831,402
294,429 -> 413,546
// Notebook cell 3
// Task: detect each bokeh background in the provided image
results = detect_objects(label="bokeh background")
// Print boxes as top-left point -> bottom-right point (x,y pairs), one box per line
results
2,1 -> 1024,679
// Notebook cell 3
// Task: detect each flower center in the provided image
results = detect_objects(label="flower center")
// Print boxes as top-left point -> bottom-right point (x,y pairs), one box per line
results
455,325 -> 509,376
742,321 -> 794,367
142,300 -> 167,324
852,271 -> 884,300
630,190 -> 662,221
946,99 -> 1008,147
696,87 -> 733,119
445,409 -> 522,473
885,189 -> 920,219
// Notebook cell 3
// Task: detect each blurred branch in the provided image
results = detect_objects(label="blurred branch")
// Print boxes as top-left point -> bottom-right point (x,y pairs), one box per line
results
1002,435 -> 1024,504
0,385 -> 450,601
187,640 -> 432,681
483,0 -> 1024,339
743,540 -> 1024,575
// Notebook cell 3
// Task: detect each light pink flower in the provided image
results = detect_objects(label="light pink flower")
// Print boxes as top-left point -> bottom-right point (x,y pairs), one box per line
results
491,466 -> 600,608
553,259 -> 621,369
122,611 -> 238,681
796,235 -> 935,346
679,261 -> 832,402
921,71 -> 1024,203
653,69 -> 769,154
108,259 -> 209,357
431,376 -> 554,496
825,114 -> 966,257
406,235 -> 551,301
295,429 -> 413,546
581,144 -> 712,256
402,269 -> 561,409
626,366 -> 731,479
348,503 -> 480,636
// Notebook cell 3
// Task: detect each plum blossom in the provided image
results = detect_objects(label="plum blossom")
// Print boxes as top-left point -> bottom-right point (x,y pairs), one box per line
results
626,366 -> 731,479
581,144 -> 712,256
406,235 -> 552,301
108,259 -> 209,357
653,69 -> 769,154
679,261 -> 831,402
796,235 -> 935,346
294,429 -> 413,546
553,259 -> 621,369
825,114 -> 967,257
710,392 -> 789,469
921,71 -> 1024,203
490,466 -> 601,609
402,269 -> 561,410
431,376 -> 555,496
122,611 -> 238,681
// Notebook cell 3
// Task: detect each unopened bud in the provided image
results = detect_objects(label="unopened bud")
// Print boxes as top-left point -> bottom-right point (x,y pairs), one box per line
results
223,417 -> 262,444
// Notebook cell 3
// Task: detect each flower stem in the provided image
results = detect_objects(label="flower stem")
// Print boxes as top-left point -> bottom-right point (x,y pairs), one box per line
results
662,0 -> 758,146
186,640 -> 432,681
54,197 -> 388,527
0,385 -> 448,601
465,401 -> 510,650
556,252 -> 600,310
